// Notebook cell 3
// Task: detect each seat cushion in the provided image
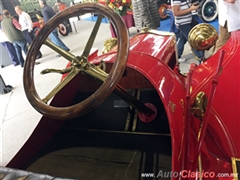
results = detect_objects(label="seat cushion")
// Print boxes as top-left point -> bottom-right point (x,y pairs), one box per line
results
0,166 -> 79,180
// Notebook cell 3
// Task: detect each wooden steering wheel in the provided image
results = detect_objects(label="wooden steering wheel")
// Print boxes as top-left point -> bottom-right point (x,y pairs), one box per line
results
23,3 -> 129,120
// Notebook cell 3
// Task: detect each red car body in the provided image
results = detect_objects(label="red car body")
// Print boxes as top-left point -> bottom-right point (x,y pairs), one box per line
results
85,30 -> 240,179
98,0 -> 106,5
4,9 -> 240,178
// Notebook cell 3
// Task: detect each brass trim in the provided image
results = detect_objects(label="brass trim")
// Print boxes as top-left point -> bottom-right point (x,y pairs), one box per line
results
188,23 -> 218,51
231,157 -> 240,180
197,122 -> 203,180
169,101 -> 176,113
124,89 -> 136,131
132,89 -> 141,132
102,38 -> 118,54
191,92 -> 208,119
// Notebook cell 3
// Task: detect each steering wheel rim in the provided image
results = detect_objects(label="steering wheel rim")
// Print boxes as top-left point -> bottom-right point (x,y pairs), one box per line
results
23,3 -> 129,120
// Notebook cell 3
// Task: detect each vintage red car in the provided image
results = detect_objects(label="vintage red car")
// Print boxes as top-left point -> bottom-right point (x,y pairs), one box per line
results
1,2 -> 239,180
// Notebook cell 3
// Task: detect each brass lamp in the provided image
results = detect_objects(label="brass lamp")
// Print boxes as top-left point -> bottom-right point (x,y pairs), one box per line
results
188,23 -> 218,51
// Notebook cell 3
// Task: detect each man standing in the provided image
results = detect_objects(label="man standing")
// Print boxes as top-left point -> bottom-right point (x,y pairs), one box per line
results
215,0 -> 240,52
0,13 -> 19,66
39,0 -> 70,55
70,0 -> 81,20
1,10 -> 27,67
14,5 -> 42,59
132,0 -> 160,31
171,0 -> 204,63
53,3 -> 60,13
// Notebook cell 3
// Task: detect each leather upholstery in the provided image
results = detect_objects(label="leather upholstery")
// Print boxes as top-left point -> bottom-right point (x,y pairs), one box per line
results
0,167 -> 78,180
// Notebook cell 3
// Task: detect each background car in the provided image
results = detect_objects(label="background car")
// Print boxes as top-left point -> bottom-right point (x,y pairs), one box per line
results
28,10 -> 71,37
157,0 -> 218,22
198,0 -> 218,22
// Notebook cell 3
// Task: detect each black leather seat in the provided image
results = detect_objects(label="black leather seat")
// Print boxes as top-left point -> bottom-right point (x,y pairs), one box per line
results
0,167 -> 79,180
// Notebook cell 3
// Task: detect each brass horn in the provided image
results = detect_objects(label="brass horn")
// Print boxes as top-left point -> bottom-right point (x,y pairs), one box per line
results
188,23 -> 218,51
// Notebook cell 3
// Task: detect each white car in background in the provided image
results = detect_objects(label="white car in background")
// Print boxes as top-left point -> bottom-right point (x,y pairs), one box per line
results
157,0 -> 218,22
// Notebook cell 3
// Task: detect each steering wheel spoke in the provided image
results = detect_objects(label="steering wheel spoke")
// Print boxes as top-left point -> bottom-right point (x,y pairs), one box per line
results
81,15 -> 103,59
44,39 -> 77,62
83,62 -> 108,82
42,69 -> 79,104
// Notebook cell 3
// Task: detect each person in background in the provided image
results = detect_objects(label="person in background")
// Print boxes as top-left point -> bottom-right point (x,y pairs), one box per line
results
214,0 -> 240,52
14,5 -> 42,60
39,0 -> 70,57
53,3 -> 60,13
70,0 -> 81,20
56,0 -> 72,33
171,0 -> 204,63
0,13 -> 19,66
1,10 -> 27,67
132,0 -> 160,31
167,8 -> 180,41
57,0 -> 67,12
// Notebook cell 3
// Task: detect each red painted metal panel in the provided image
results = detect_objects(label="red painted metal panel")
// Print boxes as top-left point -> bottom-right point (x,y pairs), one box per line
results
90,30 -> 240,177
